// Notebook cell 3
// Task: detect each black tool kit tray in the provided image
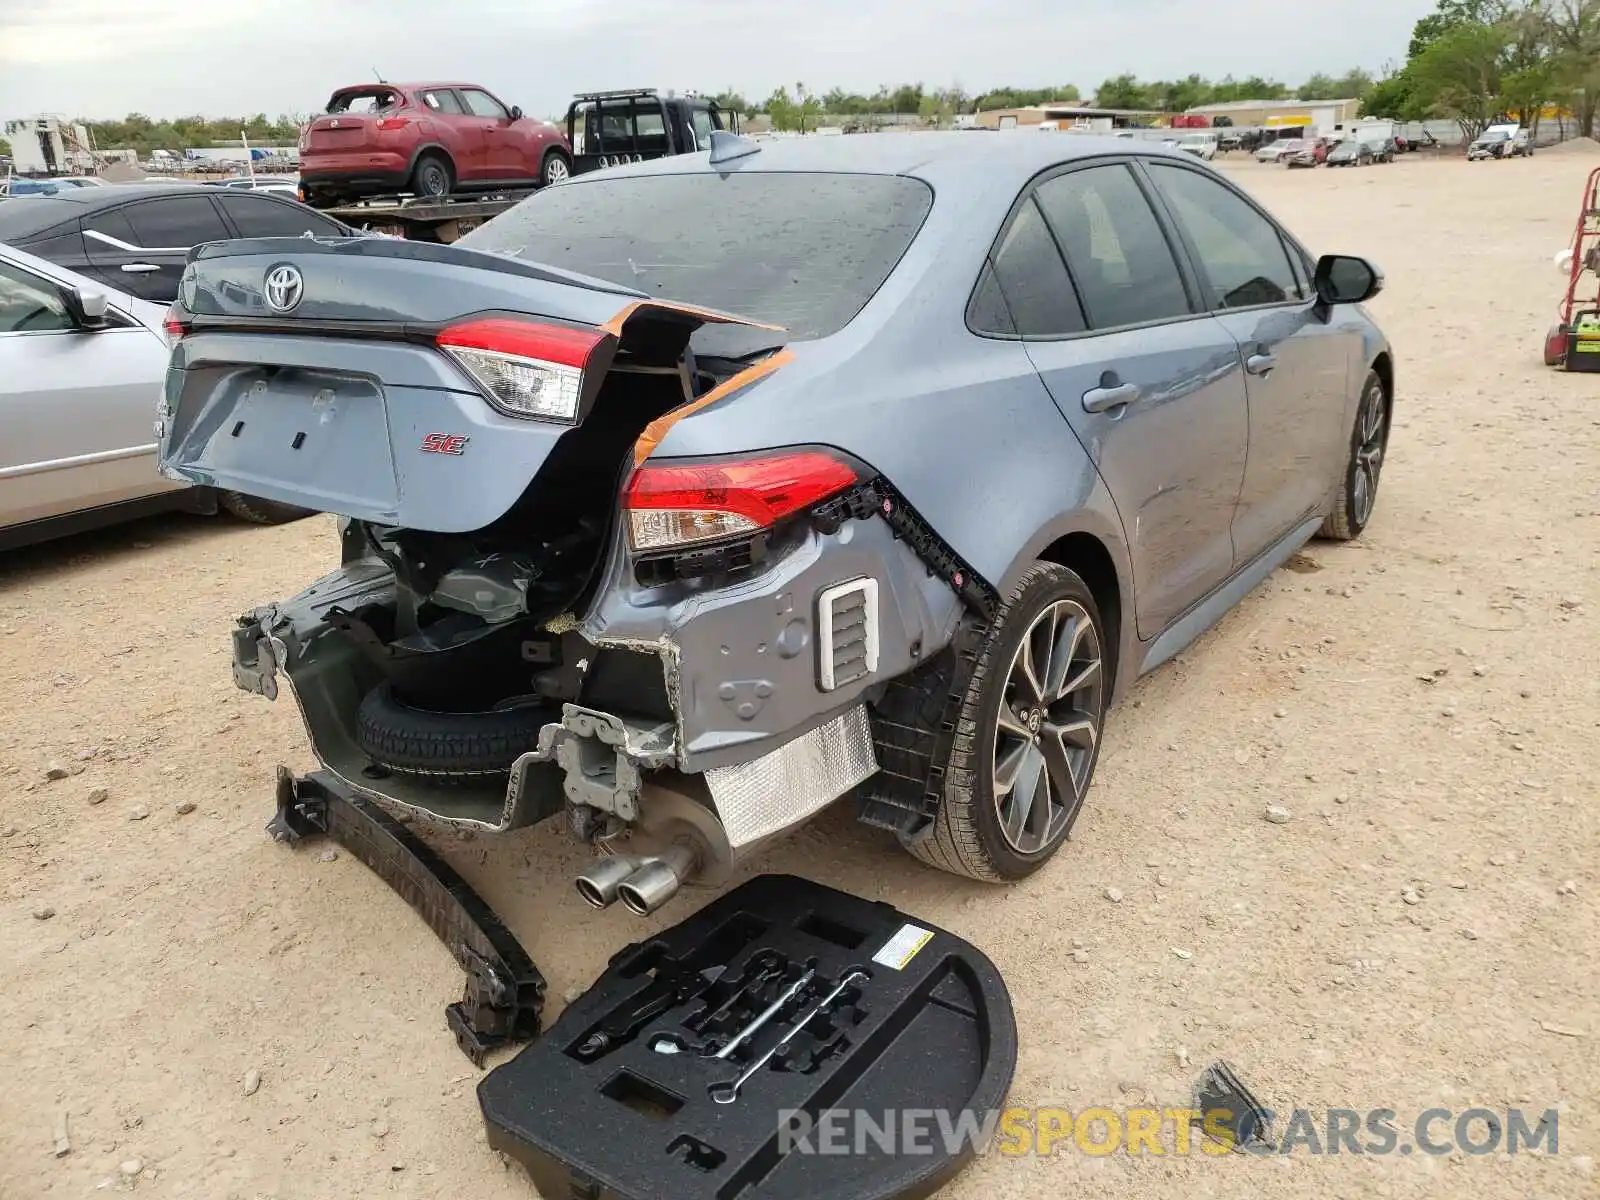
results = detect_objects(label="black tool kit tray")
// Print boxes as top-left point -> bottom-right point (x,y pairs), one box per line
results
478,874 -> 1017,1200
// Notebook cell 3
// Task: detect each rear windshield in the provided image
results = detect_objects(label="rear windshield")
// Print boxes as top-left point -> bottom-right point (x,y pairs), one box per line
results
0,195 -> 78,237
327,88 -> 401,115
459,172 -> 934,348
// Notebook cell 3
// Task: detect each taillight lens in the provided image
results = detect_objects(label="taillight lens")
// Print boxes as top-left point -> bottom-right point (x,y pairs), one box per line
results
162,302 -> 188,345
624,450 -> 858,551
376,117 -> 409,131
436,317 -> 606,423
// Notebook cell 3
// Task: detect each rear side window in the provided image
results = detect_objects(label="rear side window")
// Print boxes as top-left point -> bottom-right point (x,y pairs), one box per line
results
82,207 -> 140,249
975,198 -> 1085,337
0,196 -> 78,242
1146,163 -> 1303,306
218,193 -> 345,239
421,89 -> 466,115
1034,164 -> 1191,330
461,172 -> 934,345
122,197 -> 230,249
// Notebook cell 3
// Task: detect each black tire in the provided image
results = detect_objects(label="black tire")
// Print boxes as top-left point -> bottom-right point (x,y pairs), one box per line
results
218,491 -> 315,525
541,150 -> 571,187
897,563 -> 1110,882
410,152 -> 453,199
1318,369 -> 1390,541
355,683 -> 545,783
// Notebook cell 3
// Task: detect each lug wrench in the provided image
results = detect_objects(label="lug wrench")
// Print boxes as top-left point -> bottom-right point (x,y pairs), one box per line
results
709,969 -> 869,1105
712,967 -> 816,1061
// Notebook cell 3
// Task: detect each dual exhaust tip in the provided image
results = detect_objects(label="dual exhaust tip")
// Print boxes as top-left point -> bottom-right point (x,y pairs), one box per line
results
575,842 -> 697,916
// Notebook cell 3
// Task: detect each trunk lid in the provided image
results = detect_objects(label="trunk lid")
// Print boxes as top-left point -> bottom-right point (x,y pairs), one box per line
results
304,114 -> 376,151
158,237 -> 781,532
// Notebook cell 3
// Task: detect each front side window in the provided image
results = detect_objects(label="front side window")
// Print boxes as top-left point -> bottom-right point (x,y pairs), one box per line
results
421,89 -> 465,115
1033,164 -> 1191,330
461,89 -> 509,120
1146,163 -> 1302,307
0,260 -> 74,333
218,194 -> 345,239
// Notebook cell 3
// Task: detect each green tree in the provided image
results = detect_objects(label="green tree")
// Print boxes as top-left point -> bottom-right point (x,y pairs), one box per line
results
765,86 -> 797,130
1409,0 -> 1499,58
1362,68 -> 1426,120
1409,19 -> 1510,139
1546,0 -> 1600,136
0,138 -> 10,158
1301,68 -> 1375,99
711,90 -> 748,117
1094,74 -> 1150,108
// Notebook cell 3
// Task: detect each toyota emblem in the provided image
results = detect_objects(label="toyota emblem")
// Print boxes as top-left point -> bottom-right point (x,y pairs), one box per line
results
263,264 -> 304,313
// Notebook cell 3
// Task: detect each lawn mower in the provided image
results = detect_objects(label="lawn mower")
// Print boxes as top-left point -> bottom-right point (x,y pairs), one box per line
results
1546,163 -> 1600,370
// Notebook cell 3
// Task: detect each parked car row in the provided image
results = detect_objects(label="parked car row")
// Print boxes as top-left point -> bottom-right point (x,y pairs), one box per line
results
1257,135 -> 1399,168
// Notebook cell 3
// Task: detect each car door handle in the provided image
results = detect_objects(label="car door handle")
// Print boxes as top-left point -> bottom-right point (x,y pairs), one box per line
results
120,263 -> 161,274
1245,352 -> 1278,376
1082,382 -> 1140,413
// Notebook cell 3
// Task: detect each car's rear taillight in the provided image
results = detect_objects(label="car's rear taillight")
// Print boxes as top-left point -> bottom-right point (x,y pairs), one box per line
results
436,317 -> 607,423
162,302 -> 189,345
376,117 -> 409,131
623,450 -> 859,551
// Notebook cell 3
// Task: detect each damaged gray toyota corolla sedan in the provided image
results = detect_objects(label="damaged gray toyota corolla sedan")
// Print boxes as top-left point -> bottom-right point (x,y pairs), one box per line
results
157,131 -> 1393,914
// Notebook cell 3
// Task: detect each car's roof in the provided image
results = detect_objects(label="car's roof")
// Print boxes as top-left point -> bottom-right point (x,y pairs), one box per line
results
567,130 -> 1199,192
330,80 -> 478,94
0,182 -> 243,239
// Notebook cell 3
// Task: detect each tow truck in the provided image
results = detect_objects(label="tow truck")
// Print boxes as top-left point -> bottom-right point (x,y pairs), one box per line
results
311,89 -> 737,242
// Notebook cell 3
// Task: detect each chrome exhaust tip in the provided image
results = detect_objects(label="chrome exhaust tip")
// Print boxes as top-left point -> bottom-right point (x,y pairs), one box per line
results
616,843 -> 697,917
575,855 -> 639,909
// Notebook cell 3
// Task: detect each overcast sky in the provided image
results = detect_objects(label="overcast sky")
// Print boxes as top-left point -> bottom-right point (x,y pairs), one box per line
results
1,0 -> 1433,121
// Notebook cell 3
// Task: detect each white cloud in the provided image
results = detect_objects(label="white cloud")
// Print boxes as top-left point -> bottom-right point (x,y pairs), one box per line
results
0,0 -> 1433,120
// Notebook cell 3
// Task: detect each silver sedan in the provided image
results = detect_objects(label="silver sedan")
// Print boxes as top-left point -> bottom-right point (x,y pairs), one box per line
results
0,242 -> 310,549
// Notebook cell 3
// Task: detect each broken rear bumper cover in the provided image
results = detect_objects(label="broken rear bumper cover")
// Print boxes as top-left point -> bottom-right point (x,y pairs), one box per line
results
231,508 -> 965,842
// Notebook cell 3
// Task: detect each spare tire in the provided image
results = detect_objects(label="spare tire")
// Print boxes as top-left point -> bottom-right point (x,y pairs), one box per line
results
219,491 -> 316,525
356,683 -> 547,783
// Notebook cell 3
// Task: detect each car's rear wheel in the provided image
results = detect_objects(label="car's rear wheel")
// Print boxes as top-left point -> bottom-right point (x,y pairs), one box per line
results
218,491 -> 316,526
899,562 -> 1109,882
541,151 -> 571,186
356,683 -> 545,784
410,153 -> 453,199
1319,368 -> 1390,541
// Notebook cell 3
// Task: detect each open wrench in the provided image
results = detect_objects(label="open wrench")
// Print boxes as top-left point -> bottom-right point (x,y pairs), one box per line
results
709,969 -> 869,1105
712,967 -> 815,1061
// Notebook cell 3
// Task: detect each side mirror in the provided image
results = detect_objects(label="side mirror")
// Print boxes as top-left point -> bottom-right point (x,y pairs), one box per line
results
1313,254 -> 1383,306
509,105 -> 523,121
63,283 -> 110,329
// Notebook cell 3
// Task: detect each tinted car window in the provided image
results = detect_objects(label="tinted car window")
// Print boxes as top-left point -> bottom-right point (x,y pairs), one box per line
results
122,196 -> 229,249
634,109 -> 669,154
0,259 -> 74,333
967,262 -> 1015,336
1148,164 -> 1301,307
0,196 -> 78,241
1034,164 -> 1191,330
461,89 -> 508,119
461,173 -> 933,348
83,207 -> 140,248
217,193 -> 344,239
982,198 -> 1084,337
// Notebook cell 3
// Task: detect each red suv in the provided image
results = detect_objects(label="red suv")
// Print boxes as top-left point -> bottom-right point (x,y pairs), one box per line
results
299,82 -> 572,207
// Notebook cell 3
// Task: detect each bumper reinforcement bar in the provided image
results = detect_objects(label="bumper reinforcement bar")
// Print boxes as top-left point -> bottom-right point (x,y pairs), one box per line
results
267,766 -> 546,1066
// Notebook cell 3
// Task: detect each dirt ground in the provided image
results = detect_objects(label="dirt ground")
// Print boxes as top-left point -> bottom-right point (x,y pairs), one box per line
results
3,146 -> 1599,1200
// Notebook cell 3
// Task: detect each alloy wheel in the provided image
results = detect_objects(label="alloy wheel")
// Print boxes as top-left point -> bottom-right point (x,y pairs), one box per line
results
1351,383 -> 1388,526
545,157 -> 570,185
992,598 -> 1105,855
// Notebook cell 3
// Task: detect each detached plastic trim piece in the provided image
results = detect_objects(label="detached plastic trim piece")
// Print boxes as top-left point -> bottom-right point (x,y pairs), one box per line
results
267,766 -> 546,1065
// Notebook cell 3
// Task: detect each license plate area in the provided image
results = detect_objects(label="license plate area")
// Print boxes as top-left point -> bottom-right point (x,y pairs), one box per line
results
186,365 -> 400,513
